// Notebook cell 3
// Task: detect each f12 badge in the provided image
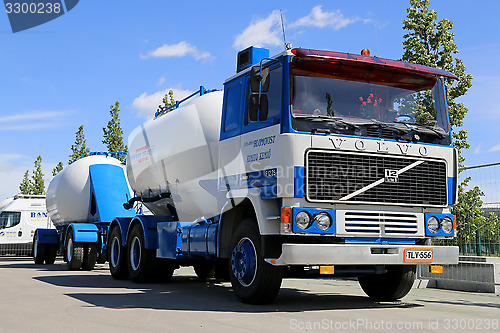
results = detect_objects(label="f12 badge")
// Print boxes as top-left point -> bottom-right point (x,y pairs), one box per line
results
384,169 -> 399,183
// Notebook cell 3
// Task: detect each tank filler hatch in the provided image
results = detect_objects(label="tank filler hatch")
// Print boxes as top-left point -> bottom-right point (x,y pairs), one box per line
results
237,46 -> 269,73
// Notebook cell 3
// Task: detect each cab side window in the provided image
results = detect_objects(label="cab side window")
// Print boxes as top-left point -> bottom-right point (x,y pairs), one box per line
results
266,66 -> 282,119
224,83 -> 242,132
0,211 -> 21,229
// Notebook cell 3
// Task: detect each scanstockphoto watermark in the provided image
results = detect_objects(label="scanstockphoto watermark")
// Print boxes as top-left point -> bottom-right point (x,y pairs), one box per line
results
289,318 -> 499,331
3,0 -> 80,33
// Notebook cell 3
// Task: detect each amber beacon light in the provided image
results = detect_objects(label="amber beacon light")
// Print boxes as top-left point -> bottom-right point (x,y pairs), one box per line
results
361,48 -> 371,56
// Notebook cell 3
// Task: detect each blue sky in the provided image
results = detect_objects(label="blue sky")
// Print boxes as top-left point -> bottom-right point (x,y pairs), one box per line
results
0,0 -> 499,200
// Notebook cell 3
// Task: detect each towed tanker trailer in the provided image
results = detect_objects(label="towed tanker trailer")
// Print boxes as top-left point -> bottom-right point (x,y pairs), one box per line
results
35,46 -> 459,304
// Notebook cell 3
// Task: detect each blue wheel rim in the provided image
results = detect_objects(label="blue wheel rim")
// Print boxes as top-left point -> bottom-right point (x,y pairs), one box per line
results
231,237 -> 257,287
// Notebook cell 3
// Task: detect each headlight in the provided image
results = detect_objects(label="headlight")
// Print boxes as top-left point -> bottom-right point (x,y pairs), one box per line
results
315,213 -> 332,231
440,216 -> 453,234
295,211 -> 312,230
427,216 -> 439,233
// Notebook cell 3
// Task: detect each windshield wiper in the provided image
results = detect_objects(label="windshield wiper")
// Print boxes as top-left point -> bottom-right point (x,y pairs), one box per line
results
294,115 -> 360,131
393,121 -> 447,140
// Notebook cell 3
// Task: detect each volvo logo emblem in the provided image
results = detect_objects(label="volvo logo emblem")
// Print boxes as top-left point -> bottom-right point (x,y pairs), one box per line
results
384,169 -> 399,183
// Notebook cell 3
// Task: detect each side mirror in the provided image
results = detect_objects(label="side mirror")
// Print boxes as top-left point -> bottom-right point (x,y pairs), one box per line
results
250,66 -> 270,93
259,94 -> 268,121
248,94 -> 269,122
249,94 -> 259,121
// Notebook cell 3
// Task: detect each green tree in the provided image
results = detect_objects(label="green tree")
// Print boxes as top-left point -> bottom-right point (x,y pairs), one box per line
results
402,0 -> 479,244
19,170 -> 32,195
69,125 -> 90,164
103,101 -> 128,162
402,0 -> 472,165
31,156 -> 45,195
52,161 -> 63,176
156,90 -> 176,115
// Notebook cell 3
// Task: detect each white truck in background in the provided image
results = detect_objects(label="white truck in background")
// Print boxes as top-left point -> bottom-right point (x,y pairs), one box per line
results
0,195 -> 53,257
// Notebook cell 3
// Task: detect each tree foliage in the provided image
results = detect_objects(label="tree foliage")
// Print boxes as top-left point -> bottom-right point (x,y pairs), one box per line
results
69,125 -> 90,164
402,0 -> 496,246
19,170 -> 32,195
18,156 -> 45,195
103,101 -> 127,162
402,0 -> 472,165
31,156 -> 45,195
52,162 -> 63,176
156,90 -> 176,115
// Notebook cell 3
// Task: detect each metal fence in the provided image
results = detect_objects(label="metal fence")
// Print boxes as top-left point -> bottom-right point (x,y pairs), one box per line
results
455,162 -> 500,256
0,243 -> 32,257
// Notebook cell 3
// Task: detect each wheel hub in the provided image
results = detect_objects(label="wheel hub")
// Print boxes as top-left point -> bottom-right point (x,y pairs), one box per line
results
231,237 -> 257,287
130,236 -> 141,271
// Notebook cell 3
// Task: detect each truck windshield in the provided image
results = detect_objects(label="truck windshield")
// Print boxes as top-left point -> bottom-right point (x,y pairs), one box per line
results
290,61 -> 451,145
0,211 -> 21,229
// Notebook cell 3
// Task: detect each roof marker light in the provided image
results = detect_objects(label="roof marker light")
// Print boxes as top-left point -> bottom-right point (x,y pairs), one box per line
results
361,49 -> 370,56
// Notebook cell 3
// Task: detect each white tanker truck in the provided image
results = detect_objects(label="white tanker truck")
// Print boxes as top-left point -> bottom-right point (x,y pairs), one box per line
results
34,46 -> 459,304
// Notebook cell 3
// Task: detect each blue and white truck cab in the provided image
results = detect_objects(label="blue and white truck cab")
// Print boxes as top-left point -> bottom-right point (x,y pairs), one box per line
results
214,46 -> 458,302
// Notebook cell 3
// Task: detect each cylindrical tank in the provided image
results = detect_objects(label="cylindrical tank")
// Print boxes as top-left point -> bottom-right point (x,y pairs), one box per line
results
126,91 -> 223,222
46,155 -> 124,227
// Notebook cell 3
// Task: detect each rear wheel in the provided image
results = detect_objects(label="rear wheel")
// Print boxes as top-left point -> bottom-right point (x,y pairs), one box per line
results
82,244 -> 98,271
229,219 -> 283,304
358,265 -> 416,301
45,244 -> 58,265
33,233 -> 46,265
127,224 -> 156,283
107,226 -> 128,280
66,231 -> 84,270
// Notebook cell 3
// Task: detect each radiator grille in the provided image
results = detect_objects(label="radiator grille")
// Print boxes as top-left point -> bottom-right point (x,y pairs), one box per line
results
343,211 -> 419,236
306,151 -> 447,206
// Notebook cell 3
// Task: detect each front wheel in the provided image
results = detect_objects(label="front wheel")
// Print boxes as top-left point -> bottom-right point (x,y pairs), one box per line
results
358,265 -> 416,301
229,219 -> 283,304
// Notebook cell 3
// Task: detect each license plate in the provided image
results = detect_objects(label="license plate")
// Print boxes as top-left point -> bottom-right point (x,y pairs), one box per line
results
404,248 -> 434,263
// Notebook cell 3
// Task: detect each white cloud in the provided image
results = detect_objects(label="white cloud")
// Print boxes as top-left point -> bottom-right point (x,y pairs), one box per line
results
141,41 -> 211,61
289,6 -> 357,30
233,10 -> 282,50
474,143 -> 483,154
488,142 -> 500,152
0,111 -> 68,123
131,88 -> 194,119
157,76 -> 165,86
0,111 -> 71,131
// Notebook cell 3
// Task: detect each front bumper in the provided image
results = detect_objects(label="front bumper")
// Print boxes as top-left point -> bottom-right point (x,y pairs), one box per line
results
265,244 -> 459,266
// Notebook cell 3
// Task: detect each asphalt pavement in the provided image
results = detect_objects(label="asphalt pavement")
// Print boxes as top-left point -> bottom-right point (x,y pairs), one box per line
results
0,258 -> 498,333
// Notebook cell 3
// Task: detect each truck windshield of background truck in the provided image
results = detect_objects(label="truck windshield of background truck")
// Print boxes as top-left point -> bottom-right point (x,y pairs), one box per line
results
290,62 -> 451,146
0,211 -> 21,229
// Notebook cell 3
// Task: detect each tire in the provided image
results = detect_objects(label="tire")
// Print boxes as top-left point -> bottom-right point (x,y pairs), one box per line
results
229,219 -> 283,304
33,233 -> 46,265
107,226 -> 128,280
127,224 -> 156,283
45,244 -> 58,265
193,262 -> 216,280
66,231 -> 84,270
358,265 -> 416,301
82,244 -> 98,271
96,252 -> 107,264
